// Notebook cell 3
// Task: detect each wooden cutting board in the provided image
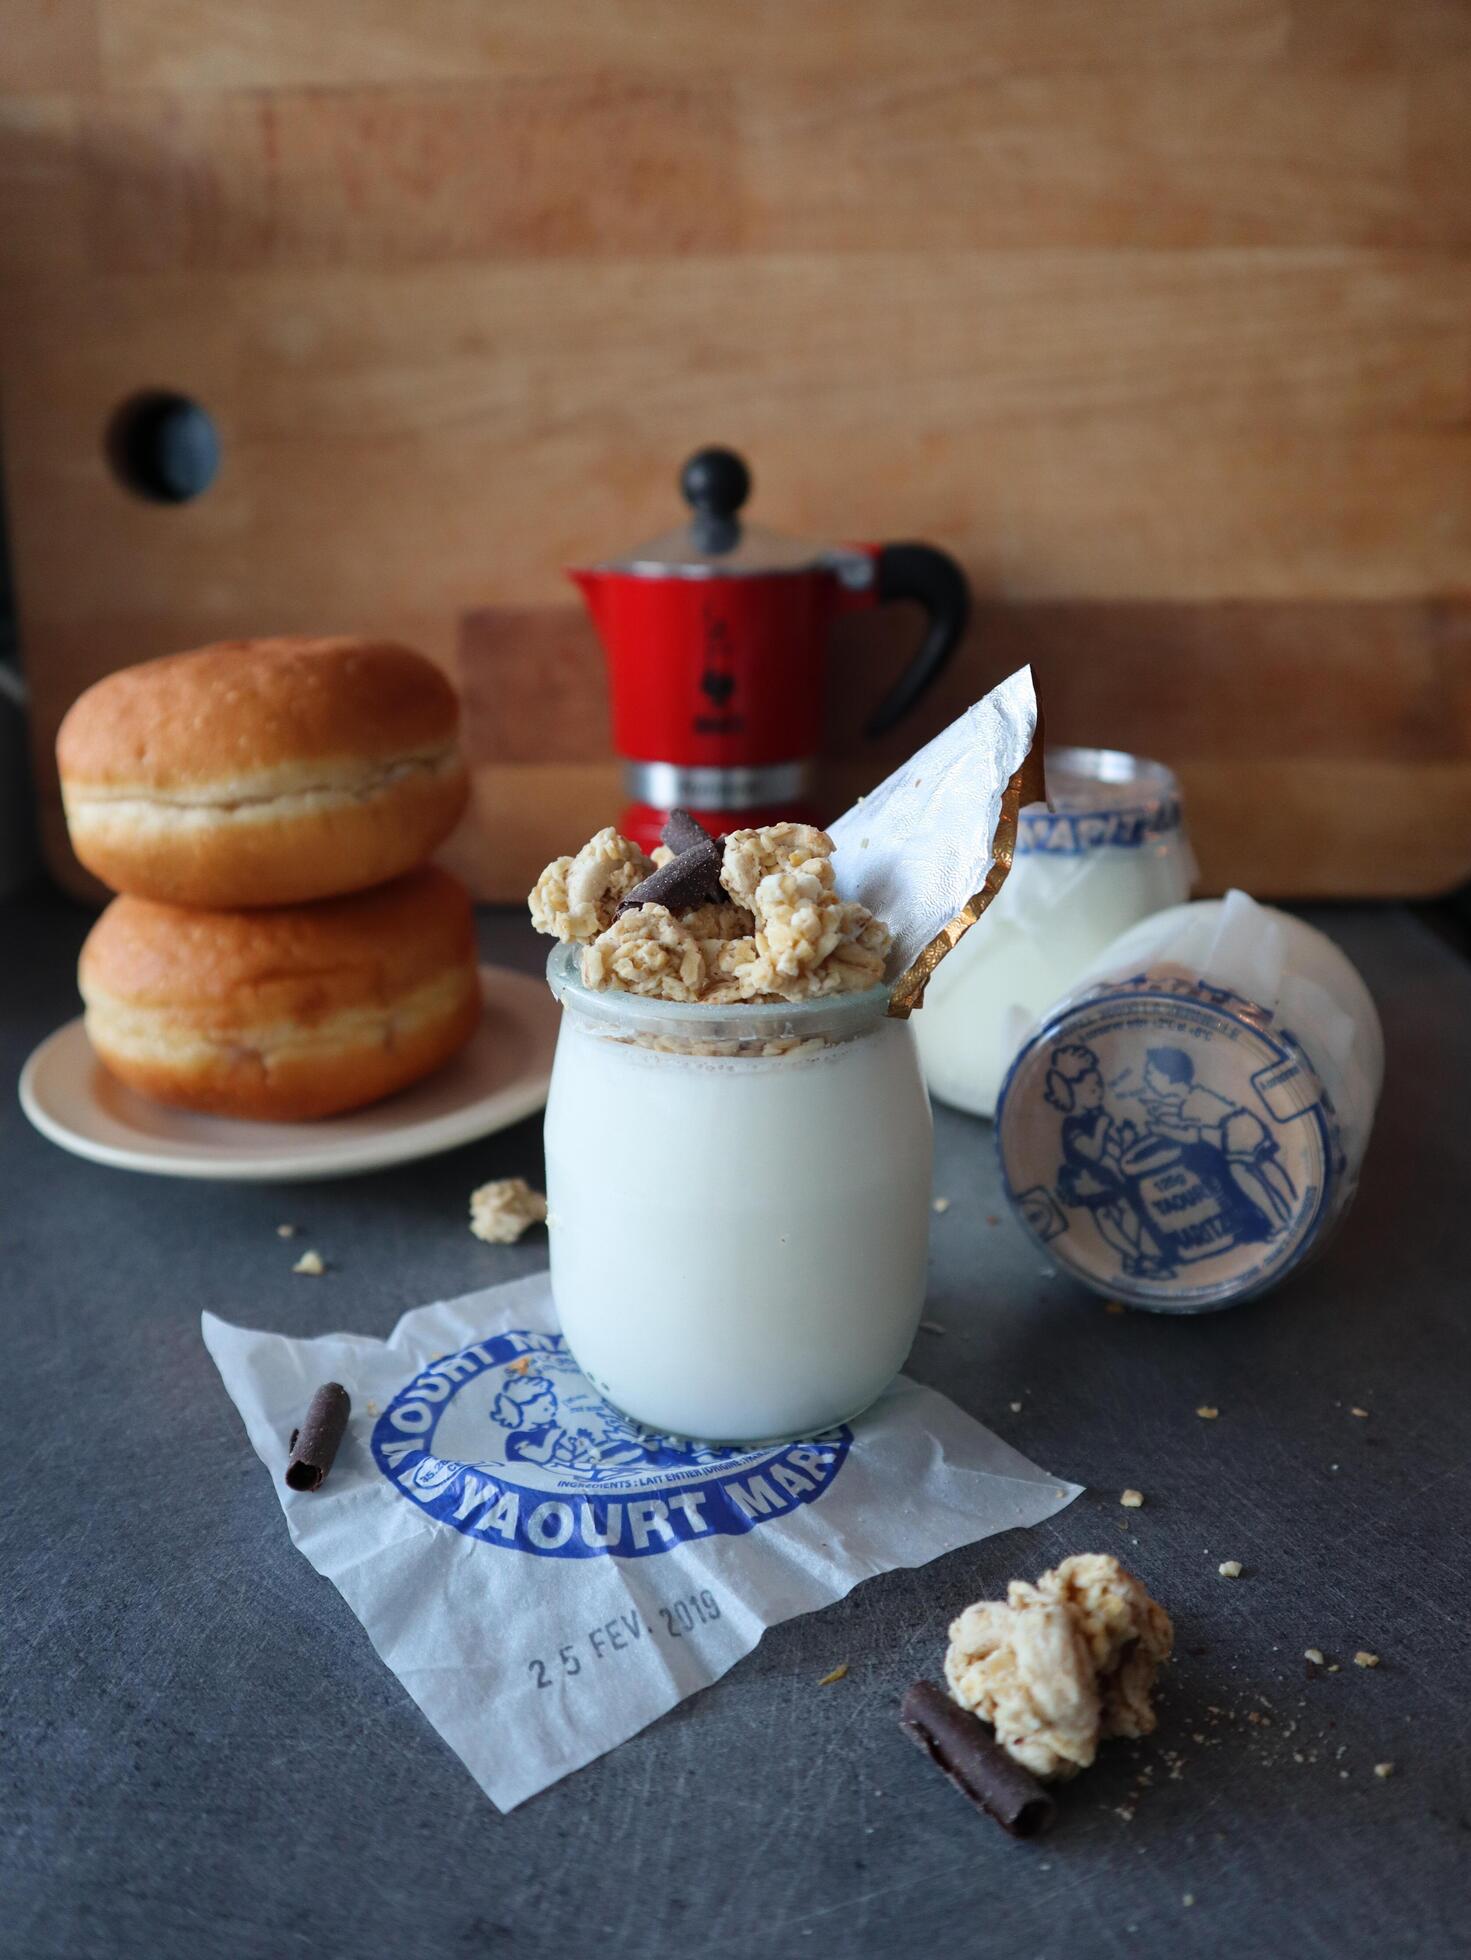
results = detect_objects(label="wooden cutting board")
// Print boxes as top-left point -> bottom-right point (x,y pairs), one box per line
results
3,0 -> 1470,903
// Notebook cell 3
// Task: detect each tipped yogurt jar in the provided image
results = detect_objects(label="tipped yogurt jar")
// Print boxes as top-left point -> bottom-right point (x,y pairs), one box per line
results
914,749 -> 1194,1120
543,943 -> 933,1443
996,892 -> 1383,1312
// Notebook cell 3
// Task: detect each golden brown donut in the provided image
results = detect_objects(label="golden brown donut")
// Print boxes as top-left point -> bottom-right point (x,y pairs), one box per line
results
79,868 -> 483,1121
57,636 -> 470,907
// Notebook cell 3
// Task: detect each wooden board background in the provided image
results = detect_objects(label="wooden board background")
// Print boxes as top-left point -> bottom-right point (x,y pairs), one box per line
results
2,0 -> 1470,902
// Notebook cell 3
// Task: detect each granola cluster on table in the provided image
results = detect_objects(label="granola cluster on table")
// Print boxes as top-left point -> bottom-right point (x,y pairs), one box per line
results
944,1553 -> 1174,1781
529,815 -> 892,1005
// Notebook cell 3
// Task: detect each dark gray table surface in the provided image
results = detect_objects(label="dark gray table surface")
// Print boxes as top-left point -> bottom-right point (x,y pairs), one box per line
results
4,892 -> 1468,1960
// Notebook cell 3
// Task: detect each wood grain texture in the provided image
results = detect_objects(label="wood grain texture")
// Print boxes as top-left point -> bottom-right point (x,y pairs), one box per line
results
1,2 -> 1469,903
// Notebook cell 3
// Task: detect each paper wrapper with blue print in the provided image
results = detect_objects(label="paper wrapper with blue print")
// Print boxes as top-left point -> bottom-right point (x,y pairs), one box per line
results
205,1274 -> 1079,1811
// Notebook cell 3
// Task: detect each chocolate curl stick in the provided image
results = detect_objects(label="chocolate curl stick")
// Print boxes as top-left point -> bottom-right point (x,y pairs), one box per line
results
285,1382 -> 351,1492
662,808 -> 722,859
900,1680 -> 1056,1838
887,719 -> 1047,1019
616,835 -> 724,915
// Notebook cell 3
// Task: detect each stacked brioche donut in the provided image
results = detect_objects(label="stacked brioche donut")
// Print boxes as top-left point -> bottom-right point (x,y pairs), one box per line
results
58,637 -> 481,1120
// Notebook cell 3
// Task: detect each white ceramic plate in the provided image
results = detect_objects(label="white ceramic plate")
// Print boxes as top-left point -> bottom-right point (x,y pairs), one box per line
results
17,964 -> 558,1182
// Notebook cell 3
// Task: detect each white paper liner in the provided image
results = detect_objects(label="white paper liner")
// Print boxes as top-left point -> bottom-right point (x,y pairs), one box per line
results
203,1272 -> 1080,1811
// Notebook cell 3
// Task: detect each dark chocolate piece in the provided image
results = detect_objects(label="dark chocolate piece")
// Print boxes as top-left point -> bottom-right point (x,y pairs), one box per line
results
661,807 -> 722,860
285,1382 -> 351,1492
616,836 -> 724,916
899,1680 -> 1056,1837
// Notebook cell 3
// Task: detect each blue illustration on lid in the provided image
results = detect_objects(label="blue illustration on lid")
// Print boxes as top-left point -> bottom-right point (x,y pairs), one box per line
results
371,1330 -> 850,1558
997,975 -> 1343,1311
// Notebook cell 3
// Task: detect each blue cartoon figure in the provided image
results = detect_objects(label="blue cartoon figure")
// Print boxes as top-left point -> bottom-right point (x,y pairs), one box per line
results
1137,1046 -> 1296,1239
1046,1043 -> 1171,1279
487,1365 -> 750,1481
489,1372 -> 601,1473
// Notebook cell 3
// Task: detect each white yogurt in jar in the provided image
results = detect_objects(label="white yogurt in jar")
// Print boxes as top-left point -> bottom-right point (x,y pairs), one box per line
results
915,748 -> 1194,1119
996,892 -> 1383,1312
543,946 -> 934,1442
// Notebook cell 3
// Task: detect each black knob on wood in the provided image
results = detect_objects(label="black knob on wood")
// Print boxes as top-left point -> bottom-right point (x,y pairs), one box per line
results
680,447 -> 751,521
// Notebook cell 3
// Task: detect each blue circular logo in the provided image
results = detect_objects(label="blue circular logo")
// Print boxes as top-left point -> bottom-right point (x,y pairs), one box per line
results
370,1331 -> 851,1558
997,974 -> 1342,1311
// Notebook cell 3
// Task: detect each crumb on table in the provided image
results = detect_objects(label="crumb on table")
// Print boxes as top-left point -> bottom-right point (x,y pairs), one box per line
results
1120,1489 -> 1145,1509
470,1178 -> 548,1245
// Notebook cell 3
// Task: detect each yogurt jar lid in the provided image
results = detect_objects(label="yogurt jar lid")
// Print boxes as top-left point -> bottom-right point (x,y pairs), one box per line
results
1020,747 -> 1182,857
995,972 -> 1344,1311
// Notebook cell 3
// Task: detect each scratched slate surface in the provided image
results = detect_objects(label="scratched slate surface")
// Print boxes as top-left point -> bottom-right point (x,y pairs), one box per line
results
3,892 -> 1468,1960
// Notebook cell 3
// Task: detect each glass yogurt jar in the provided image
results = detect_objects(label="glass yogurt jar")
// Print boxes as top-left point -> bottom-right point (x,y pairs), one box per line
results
996,893 -> 1383,1312
914,749 -> 1194,1119
543,943 -> 933,1443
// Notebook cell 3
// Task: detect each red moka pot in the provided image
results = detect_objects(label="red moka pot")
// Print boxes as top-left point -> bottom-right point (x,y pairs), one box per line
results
570,448 -> 970,851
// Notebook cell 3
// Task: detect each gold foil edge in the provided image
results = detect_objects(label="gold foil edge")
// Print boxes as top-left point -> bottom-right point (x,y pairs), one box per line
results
886,726 -> 1047,1019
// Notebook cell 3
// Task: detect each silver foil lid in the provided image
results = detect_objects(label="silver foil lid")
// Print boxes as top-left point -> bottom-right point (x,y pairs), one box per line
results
996,973 -> 1344,1312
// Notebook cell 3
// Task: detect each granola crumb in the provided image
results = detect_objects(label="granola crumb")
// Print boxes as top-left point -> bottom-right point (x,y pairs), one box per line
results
292,1250 -> 326,1276
1350,1407 -> 1370,1419
1183,1894 -> 1195,1908
1120,1489 -> 1145,1509
1218,1561 -> 1243,1578
1354,1651 -> 1380,1669
1009,1400 -> 1023,1413
470,1178 -> 548,1245
919,1319 -> 947,1334
1304,1648 -> 1325,1665
364,1398 -> 380,1416
1195,1406 -> 1219,1420
817,1664 -> 849,1686
1374,1761 -> 1394,1778
931,1196 -> 951,1214
1327,1664 -> 1341,1673
276,1223 -> 298,1239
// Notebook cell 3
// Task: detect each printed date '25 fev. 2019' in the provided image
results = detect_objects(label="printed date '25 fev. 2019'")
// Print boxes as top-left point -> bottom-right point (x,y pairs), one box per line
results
527,1589 -> 723,1689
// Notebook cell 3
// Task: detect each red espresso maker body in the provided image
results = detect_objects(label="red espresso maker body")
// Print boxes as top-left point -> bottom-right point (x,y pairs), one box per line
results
570,448 -> 970,850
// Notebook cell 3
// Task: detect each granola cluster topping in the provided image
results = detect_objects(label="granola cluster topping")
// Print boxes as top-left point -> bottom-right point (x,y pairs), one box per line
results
529,827 -> 652,943
944,1554 -> 1174,1781
528,816 -> 892,1006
